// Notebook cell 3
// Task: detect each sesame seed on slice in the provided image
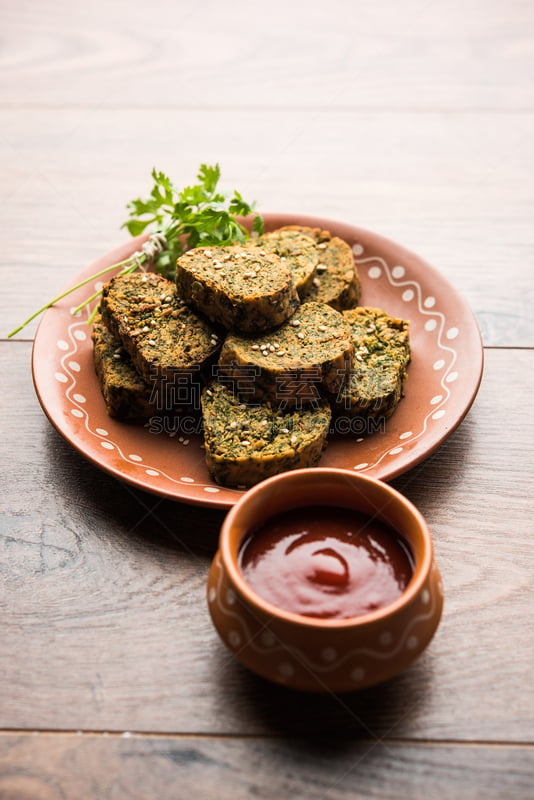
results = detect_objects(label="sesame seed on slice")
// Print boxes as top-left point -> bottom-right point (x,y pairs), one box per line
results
317,263 -> 327,272
317,242 -> 327,249
281,427 -> 289,434
251,344 -> 260,350
297,332 -> 305,339
240,440 -> 251,446
355,354 -> 363,362
289,319 -> 301,327
203,249 -> 212,257
276,350 -> 285,356
313,277 -> 321,287
318,324 -> 327,331
148,339 -> 156,346
229,421 -> 237,429
290,435 -> 298,446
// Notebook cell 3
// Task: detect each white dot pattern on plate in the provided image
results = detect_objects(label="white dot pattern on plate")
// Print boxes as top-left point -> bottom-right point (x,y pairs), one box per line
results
350,667 -> 365,682
432,409 -> 446,420
354,463 -> 369,470
446,327 -> 459,339
424,319 -> 437,332
145,469 -> 159,476
379,631 -> 393,646
368,266 -> 382,279
433,359 -> 445,370
399,431 -> 413,439
389,447 -> 403,455
204,487 -> 220,493
73,393 -> 86,403
430,395 -> 443,405
57,340 -> 69,351
446,371 -> 458,383
101,441 -> 114,450
96,428 -> 108,436
68,361 -> 81,372
129,454 -> 143,462
71,409 -> 84,418
208,587 -> 216,603
424,296 -> 436,308
402,289 -> 414,302
406,635 -> 419,650
73,330 -> 87,341
392,265 -> 405,278
352,243 -> 364,256
422,589 -> 430,605
180,476 -> 195,483
55,372 -> 68,383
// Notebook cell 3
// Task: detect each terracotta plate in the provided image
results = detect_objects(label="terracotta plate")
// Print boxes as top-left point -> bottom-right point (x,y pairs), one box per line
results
32,214 -> 484,509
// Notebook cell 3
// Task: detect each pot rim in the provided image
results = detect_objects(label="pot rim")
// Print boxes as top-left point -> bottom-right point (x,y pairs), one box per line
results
219,468 -> 434,629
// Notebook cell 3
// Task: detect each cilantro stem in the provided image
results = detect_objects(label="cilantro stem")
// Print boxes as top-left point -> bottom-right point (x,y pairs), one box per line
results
7,254 -> 146,338
7,163 -> 263,338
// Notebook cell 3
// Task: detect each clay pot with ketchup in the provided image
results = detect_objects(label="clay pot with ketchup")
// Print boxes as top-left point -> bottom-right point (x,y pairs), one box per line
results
207,468 -> 443,692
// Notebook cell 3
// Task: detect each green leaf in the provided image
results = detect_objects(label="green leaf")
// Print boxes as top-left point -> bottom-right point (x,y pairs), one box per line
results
198,163 -> 220,194
122,218 -> 154,236
252,214 -> 264,236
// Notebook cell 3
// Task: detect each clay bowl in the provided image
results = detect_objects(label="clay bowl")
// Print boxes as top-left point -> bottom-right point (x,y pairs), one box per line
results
207,468 -> 443,692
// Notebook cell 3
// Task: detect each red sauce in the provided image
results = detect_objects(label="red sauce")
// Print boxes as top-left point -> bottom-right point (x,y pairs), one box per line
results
238,506 -> 414,620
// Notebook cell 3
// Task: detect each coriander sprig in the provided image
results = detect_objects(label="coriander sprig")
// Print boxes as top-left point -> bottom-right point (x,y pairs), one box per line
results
8,163 -> 263,338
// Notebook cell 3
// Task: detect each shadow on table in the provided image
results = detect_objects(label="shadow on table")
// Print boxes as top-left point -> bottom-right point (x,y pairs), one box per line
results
213,645 -> 435,740
42,425 -> 224,559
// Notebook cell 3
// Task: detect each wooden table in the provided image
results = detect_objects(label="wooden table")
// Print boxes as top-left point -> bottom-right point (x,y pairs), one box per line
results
1,1 -> 533,796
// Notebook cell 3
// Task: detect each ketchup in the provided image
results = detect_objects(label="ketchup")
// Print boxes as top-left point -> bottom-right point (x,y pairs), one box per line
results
238,506 -> 414,620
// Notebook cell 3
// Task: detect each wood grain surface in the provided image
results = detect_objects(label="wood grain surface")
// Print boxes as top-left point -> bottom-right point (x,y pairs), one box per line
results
1,0 -> 533,797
